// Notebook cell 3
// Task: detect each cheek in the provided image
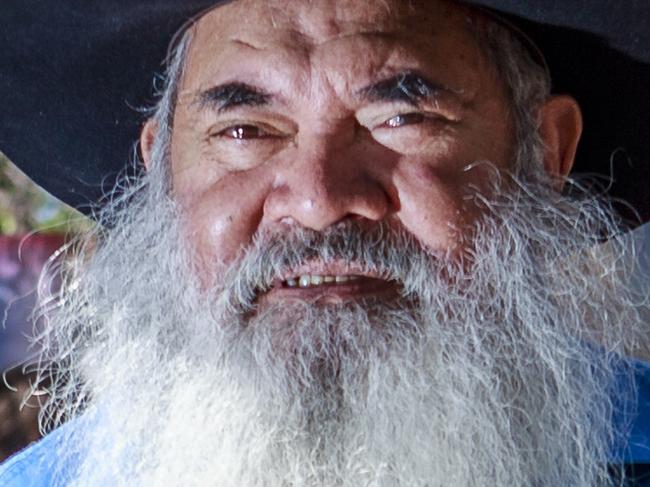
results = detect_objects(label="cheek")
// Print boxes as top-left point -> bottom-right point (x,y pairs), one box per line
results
175,169 -> 272,283
392,161 -> 481,254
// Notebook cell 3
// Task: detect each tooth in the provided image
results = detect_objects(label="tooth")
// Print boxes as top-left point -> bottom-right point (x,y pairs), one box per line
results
286,278 -> 297,287
335,275 -> 349,283
310,275 -> 323,285
299,275 -> 311,287
323,276 -> 335,283
348,275 -> 359,281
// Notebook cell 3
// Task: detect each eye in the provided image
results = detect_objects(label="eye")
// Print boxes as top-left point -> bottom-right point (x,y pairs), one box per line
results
217,124 -> 274,140
384,112 -> 425,128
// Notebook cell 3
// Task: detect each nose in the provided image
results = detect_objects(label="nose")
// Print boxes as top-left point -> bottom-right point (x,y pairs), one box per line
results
262,131 -> 392,231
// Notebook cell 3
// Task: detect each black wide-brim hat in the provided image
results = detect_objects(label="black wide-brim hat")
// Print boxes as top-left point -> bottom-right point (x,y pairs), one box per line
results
1,1 -> 649,222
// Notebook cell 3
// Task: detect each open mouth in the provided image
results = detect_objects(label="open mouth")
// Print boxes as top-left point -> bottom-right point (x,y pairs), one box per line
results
281,274 -> 362,288
258,263 -> 400,304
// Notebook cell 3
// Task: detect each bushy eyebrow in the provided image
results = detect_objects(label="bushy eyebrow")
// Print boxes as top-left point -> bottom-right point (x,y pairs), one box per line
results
193,73 -> 455,113
195,82 -> 272,113
357,71 -> 454,106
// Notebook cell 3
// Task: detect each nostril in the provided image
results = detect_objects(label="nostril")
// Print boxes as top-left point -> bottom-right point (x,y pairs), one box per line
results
338,213 -> 372,224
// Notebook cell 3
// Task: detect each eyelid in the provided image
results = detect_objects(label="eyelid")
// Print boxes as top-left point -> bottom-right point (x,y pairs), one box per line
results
357,103 -> 460,130
208,120 -> 291,139
383,112 -> 425,128
377,111 -> 455,130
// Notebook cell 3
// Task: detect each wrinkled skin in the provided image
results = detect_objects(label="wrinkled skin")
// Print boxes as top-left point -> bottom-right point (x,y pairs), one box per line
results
142,0 -> 581,289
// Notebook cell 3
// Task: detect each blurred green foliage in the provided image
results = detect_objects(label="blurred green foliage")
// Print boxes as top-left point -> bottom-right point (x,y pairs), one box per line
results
0,153 -> 90,235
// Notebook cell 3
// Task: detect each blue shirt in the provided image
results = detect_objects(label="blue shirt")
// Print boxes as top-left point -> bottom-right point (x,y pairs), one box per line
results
0,420 -> 75,486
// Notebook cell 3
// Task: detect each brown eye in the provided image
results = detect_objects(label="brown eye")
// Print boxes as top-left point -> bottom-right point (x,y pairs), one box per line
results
385,113 -> 425,128
222,125 -> 267,140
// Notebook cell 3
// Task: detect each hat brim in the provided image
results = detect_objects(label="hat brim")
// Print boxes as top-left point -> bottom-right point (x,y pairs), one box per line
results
1,1 -> 649,222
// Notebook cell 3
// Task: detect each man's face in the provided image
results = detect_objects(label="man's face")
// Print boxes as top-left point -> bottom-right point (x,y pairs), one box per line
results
169,0 -> 514,289
44,2 -> 642,483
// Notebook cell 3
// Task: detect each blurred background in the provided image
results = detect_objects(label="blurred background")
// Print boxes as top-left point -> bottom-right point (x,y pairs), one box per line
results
0,152 -> 88,461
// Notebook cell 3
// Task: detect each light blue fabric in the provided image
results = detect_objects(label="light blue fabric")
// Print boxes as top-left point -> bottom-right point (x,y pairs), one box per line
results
623,361 -> 650,462
0,419 -> 74,486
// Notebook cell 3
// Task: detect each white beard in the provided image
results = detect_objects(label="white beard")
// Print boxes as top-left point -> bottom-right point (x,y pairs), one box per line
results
34,156 -> 644,487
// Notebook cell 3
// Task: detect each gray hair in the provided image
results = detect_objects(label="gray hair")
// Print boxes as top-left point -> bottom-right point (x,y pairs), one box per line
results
145,28 -> 194,183
468,16 -> 552,179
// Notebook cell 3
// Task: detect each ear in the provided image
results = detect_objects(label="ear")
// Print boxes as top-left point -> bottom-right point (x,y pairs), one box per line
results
140,118 -> 158,171
538,95 -> 583,180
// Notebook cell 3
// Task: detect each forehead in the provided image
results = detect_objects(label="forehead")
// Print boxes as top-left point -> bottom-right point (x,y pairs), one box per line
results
195,0 -> 466,39
182,0 -> 489,98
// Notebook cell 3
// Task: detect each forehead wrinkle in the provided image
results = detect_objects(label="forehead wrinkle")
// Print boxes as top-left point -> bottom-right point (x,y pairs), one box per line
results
192,0 -> 459,67
229,37 -> 265,52
195,0 -> 465,49
252,0 -> 413,47
222,34 -> 401,114
186,0 -> 490,115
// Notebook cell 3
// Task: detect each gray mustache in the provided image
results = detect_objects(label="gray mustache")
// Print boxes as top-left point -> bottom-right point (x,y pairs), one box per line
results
213,220 -> 437,312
